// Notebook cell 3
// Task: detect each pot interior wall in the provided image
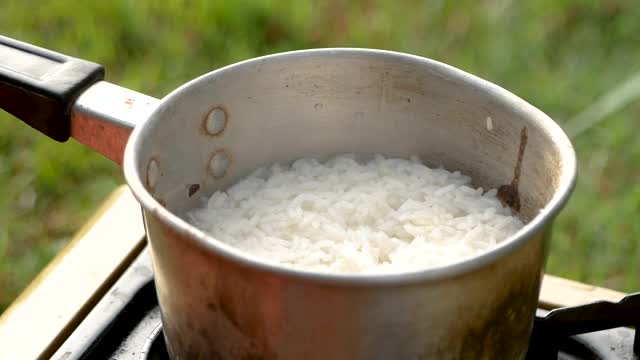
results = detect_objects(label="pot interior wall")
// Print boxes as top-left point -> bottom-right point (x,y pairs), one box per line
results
134,50 -> 565,223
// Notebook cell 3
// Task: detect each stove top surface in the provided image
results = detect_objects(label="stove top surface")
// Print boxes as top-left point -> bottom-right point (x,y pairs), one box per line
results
52,250 -> 638,360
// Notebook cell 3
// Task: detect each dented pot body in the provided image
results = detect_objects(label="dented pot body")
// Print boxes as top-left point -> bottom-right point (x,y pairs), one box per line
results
121,49 -> 576,359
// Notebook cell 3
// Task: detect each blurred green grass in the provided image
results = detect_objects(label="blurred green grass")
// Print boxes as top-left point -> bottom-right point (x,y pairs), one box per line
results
1,0 -> 639,312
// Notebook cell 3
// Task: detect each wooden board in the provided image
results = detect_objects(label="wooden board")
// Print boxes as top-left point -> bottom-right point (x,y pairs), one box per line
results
0,186 -> 146,360
539,274 -> 626,309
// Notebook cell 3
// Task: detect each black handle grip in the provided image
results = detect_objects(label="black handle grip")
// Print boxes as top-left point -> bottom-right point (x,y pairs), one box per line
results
0,35 -> 104,141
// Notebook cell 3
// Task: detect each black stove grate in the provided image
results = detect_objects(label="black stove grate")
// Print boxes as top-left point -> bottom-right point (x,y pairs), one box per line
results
527,295 -> 640,359
52,249 -> 639,360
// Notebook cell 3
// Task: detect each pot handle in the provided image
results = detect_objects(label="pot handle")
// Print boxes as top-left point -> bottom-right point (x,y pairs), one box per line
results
0,35 -> 160,164
0,35 -> 104,142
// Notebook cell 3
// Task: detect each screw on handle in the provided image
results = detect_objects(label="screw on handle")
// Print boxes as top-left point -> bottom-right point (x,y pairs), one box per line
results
0,35 -> 104,142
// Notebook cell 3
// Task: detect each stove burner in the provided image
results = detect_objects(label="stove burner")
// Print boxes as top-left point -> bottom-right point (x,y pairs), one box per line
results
52,250 -> 639,360
529,310 -> 637,359
528,296 -> 640,359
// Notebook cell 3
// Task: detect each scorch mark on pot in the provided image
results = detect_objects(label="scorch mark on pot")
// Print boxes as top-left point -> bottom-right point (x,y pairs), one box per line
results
459,277 -> 539,358
203,106 -> 228,136
497,127 -> 528,212
206,301 -> 218,313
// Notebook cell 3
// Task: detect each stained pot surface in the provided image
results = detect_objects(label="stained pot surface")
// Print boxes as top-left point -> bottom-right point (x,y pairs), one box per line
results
124,48 -> 575,282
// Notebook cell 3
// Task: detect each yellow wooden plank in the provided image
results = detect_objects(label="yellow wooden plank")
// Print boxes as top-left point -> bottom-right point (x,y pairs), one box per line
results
0,185 -> 146,360
539,274 -> 627,309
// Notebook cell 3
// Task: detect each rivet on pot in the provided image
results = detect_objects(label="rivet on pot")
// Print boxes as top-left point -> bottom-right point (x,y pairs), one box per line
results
208,149 -> 230,178
486,116 -> 494,131
204,107 -> 227,136
146,158 -> 159,190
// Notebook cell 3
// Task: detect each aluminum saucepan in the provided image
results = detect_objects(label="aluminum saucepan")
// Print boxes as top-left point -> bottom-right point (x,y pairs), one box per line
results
0,35 -> 576,359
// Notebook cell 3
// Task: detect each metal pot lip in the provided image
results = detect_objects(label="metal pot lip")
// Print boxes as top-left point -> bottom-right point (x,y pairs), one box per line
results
123,48 -> 577,286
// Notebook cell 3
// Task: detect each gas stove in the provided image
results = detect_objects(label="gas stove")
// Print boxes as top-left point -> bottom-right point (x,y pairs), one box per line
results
48,248 -> 638,360
0,187 -> 637,360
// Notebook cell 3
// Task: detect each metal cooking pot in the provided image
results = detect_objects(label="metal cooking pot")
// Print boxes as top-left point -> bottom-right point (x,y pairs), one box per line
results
0,36 -> 576,359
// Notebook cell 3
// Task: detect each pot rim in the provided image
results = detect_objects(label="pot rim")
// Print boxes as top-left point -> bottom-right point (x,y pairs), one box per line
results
123,48 -> 577,286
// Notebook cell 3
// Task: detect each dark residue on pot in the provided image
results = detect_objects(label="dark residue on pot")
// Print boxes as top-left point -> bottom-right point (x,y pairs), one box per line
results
206,301 -> 218,313
498,126 -> 528,212
188,183 -> 200,197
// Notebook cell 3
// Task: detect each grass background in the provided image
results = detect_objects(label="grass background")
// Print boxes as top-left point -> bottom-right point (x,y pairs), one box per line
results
1,0 -> 639,312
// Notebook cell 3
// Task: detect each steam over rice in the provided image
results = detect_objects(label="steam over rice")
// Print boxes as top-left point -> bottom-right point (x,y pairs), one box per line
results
188,154 -> 524,274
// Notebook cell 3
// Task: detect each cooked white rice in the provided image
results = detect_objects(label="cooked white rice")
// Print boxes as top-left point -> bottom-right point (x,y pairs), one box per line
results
188,154 -> 524,274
